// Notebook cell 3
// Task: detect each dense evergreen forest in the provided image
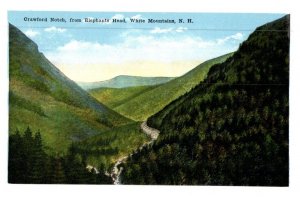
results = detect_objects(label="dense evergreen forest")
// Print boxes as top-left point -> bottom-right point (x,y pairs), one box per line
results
121,15 -> 289,186
8,127 -> 112,184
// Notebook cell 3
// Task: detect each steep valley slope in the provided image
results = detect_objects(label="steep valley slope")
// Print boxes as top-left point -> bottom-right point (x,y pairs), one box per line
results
121,15 -> 289,186
9,24 -> 131,153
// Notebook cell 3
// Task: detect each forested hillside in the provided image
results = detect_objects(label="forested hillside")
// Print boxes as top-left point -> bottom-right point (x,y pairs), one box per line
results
9,24 -> 130,153
8,24 -> 153,183
8,127 -> 112,184
121,15 -> 289,186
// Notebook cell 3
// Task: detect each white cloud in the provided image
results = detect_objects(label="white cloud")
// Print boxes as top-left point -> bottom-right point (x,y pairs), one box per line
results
51,37 -> 200,64
45,33 -> 243,81
231,32 -> 243,40
44,26 -> 66,33
150,27 -> 173,34
217,32 -> 243,44
150,27 -> 188,34
120,29 -> 141,38
46,34 -> 237,66
24,29 -> 40,38
176,27 -> 188,33
112,14 -> 125,20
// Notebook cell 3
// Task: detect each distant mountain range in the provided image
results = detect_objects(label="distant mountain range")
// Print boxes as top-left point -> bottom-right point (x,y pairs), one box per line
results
90,53 -> 232,121
9,24 -> 130,153
77,75 -> 175,90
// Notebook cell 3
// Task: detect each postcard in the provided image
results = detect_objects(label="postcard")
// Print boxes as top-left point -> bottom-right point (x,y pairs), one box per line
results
8,11 -> 289,185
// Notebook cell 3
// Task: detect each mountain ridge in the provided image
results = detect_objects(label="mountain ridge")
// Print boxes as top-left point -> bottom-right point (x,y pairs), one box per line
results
9,23 -> 131,152
121,15 -> 289,185
78,75 -> 175,90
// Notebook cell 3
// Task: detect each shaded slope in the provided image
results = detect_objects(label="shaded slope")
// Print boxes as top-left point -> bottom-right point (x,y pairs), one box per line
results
9,24 -> 131,152
113,53 -> 232,121
89,85 -> 158,109
78,75 -> 175,90
121,15 -> 289,185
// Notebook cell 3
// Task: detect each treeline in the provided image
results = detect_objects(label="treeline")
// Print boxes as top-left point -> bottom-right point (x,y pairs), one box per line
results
121,15 -> 289,186
8,127 -> 112,184
75,135 -> 119,157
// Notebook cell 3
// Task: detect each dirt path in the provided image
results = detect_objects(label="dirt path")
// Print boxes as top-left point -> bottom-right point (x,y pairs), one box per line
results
110,121 -> 160,184
140,121 -> 159,140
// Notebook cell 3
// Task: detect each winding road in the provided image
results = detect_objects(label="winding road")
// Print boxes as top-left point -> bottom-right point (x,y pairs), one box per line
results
110,121 -> 160,184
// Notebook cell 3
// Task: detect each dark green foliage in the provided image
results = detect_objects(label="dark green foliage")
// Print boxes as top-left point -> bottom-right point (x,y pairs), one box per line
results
69,141 -> 119,157
121,15 -> 289,186
9,127 -> 48,183
71,122 -> 149,169
8,127 -> 112,184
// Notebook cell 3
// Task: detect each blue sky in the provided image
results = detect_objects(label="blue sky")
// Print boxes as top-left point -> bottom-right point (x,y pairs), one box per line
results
8,11 -> 285,82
